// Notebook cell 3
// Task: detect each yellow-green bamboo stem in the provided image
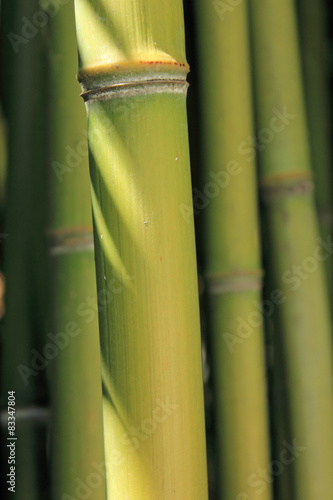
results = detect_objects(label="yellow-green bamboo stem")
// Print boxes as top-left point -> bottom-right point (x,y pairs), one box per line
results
0,0 -> 49,497
47,2 -> 106,499
250,1 -> 333,499
74,1 -> 208,498
194,2 -> 272,499
298,0 -> 333,296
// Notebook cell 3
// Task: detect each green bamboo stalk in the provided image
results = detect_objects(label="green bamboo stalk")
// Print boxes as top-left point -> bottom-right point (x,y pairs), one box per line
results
46,2 -> 106,499
249,1 -> 333,499
0,0 -> 49,498
73,1 -> 208,498
297,0 -> 333,296
194,2 -> 272,499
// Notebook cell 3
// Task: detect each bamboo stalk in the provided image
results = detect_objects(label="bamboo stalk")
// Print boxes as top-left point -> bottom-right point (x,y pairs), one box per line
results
74,1 -> 208,498
194,2 -> 272,499
47,2 -> 106,499
297,0 -> 333,296
249,1 -> 333,499
0,0 -> 49,498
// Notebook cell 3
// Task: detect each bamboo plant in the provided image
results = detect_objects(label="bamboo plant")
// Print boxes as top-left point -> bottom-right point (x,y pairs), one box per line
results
194,2 -> 272,499
249,1 -> 333,499
297,0 -> 333,296
74,1 -> 208,498
46,2 -> 106,499
0,0 -> 49,498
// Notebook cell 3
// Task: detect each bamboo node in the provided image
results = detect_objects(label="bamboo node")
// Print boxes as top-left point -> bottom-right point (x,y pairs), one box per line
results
206,271 -> 263,295
261,174 -> 314,202
77,62 -> 189,101
81,79 -> 189,102
47,227 -> 94,255
0,406 -> 49,425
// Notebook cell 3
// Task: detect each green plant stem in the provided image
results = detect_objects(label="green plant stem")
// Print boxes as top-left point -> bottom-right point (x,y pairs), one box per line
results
297,0 -> 333,297
194,2 -> 272,499
74,1 -> 208,498
47,2 -> 106,499
249,1 -> 333,498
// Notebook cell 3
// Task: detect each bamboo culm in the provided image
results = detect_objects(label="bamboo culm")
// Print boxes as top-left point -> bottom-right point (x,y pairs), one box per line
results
250,1 -> 333,498
47,2 -> 106,499
74,1 -> 208,498
194,1 -> 272,498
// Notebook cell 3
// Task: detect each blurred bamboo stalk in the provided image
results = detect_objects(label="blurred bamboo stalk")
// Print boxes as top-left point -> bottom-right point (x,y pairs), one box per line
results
74,0 -> 208,498
298,0 -> 333,297
194,2 -> 272,499
249,1 -> 333,499
0,0 -> 49,498
47,2 -> 106,499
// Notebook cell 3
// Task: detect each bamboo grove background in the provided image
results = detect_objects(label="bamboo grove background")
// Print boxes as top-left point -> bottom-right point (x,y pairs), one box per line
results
0,0 -> 333,499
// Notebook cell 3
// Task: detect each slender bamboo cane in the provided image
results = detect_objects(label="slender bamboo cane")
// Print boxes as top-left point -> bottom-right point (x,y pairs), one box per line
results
194,2 -> 272,499
74,1 -> 208,498
0,0 -> 49,498
47,2 -> 106,499
297,0 -> 333,297
249,1 -> 333,499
